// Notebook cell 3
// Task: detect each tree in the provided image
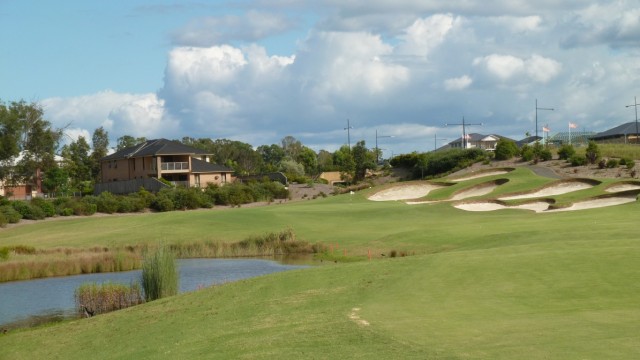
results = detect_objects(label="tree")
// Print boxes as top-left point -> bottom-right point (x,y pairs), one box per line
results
297,146 -> 318,175
90,127 -> 110,181
281,136 -> 302,160
61,136 -> 93,190
42,167 -> 70,195
257,144 -> 285,172
317,150 -> 335,172
0,102 -> 23,181
333,145 -> 355,175
116,135 -> 146,151
210,139 -> 262,175
352,141 -> 375,182
585,141 -> 601,164
494,138 -> 519,160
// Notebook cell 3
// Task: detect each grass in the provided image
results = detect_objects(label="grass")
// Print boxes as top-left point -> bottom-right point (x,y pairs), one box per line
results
75,282 -> 144,317
141,247 -> 178,301
2,168 -> 640,358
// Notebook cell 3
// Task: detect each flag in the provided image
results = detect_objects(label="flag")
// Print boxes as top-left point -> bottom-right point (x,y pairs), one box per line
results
542,126 -> 550,132
569,122 -> 577,129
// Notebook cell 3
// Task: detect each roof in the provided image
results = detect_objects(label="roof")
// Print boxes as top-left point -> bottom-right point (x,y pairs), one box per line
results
515,136 -> 542,147
548,131 -> 596,143
102,139 -> 211,161
191,158 -> 234,173
449,133 -> 514,144
592,122 -> 640,140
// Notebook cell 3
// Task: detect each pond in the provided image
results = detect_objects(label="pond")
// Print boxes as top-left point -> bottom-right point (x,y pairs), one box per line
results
0,258 -> 308,328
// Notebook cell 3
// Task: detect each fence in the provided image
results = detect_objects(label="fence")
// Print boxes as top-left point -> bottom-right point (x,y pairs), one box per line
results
94,178 -> 170,195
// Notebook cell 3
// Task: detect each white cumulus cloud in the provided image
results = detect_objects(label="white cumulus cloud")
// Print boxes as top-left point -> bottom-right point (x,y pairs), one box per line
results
444,75 -> 473,91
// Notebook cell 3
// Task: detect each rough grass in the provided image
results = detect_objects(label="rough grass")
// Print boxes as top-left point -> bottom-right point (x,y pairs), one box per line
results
75,282 -> 144,317
2,168 -> 640,358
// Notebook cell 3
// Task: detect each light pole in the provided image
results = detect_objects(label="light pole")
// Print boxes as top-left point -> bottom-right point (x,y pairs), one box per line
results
375,129 -> 394,164
446,116 -> 482,149
626,96 -> 639,144
535,99 -> 554,140
433,133 -> 447,152
344,119 -> 353,150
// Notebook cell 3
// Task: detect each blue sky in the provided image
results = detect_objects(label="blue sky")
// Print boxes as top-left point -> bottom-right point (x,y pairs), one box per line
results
2,1 -> 640,156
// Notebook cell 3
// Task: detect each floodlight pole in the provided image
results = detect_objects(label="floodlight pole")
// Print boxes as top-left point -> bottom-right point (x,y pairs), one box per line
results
446,116 -> 482,149
344,119 -> 353,150
433,133 -> 447,151
375,129 -> 394,164
535,99 -> 554,140
626,96 -> 639,144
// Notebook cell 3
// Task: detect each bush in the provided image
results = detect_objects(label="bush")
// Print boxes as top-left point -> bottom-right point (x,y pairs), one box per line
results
585,141 -> 601,164
0,213 -> 7,228
96,192 -> 119,214
12,201 -> 46,220
625,159 -> 635,170
0,246 -> 8,259
141,247 -> 179,301
0,205 -> 22,223
569,154 -> 587,166
494,139 -> 519,160
606,159 -> 619,168
150,194 -> 174,212
30,198 -> 56,217
557,144 -> 576,160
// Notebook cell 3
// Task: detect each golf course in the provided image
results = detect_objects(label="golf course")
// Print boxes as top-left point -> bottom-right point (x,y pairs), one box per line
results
2,166 -> 640,359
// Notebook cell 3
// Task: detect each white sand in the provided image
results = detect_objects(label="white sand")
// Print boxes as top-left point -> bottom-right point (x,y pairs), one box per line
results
605,184 -> 640,193
547,196 -> 637,212
450,184 -> 498,200
498,182 -> 593,200
368,184 -> 444,201
450,170 -> 509,182
454,201 -> 550,212
455,196 -> 635,213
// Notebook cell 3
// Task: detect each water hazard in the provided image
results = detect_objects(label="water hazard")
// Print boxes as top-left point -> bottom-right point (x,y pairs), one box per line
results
0,258 -> 307,328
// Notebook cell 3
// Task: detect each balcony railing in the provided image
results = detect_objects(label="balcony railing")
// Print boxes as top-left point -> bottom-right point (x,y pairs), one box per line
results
161,162 -> 189,171
169,181 -> 190,188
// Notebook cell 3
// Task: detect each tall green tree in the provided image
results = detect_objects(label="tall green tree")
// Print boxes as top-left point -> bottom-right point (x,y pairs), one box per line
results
116,135 -> 146,151
61,136 -> 93,190
0,102 -> 23,181
257,144 -> 285,172
90,127 -> 110,181
352,141 -> 375,181
297,146 -> 318,175
333,145 -> 355,177
281,136 -> 303,160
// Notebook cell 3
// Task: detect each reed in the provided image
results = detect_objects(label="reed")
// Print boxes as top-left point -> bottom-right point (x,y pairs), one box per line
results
74,282 -> 144,317
141,247 -> 178,301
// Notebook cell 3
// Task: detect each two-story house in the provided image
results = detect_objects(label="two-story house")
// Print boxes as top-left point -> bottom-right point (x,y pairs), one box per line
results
98,139 -> 234,194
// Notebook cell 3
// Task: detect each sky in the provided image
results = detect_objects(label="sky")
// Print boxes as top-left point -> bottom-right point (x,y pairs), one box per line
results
1,0 -> 640,157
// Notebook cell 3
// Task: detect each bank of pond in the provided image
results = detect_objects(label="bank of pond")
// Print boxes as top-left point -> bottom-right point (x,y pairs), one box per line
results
0,258 -> 308,330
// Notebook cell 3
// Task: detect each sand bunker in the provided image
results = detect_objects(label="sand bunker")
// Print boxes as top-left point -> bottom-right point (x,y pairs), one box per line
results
368,184 -> 444,201
605,183 -> 640,193
450,170 -> 509,182
450,184 -> 498,200
455,195 -> 636,213
454,201 -> 551,212
547,195 -> 637,212
499,181 -> 593,200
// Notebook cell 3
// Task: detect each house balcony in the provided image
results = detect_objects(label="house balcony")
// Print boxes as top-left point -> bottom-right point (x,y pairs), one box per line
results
161,162 -> 190,173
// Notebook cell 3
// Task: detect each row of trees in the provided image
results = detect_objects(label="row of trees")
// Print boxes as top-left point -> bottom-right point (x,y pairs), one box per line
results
1,101 -> 379,197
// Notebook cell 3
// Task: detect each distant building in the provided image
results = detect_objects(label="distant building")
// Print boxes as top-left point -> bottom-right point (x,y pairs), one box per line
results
96,138 -> 234,194
591,122 -> 640,144
548,131 -> 596,146
444,133 -> 514,151
515,136 -> 543,148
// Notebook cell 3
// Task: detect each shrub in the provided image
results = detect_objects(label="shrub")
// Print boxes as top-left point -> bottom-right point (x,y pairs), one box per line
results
557,144 -> 576,160
30,197 -> 56,217
0,205 -> 22,223
151,194 -> 174,212
626,159 -> 635,170
606,159 -> 619,168
141,247 -> 179,301
585,141 -> 601,164
540,148 -> 552,161
0,213 -> 7,228
569,154 -> 587,166
74,282 -> 144,317
494,138 -> 519,160
60,208 -> 74,216
12,201 -> 46,220
96,192 -> 119,214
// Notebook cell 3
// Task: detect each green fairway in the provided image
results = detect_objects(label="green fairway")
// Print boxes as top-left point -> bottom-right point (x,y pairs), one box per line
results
2,167 -> 640,359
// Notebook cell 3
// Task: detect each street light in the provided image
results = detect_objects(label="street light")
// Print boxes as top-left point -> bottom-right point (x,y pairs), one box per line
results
375,129 -> 394,164
344,119 -> 353,150
625,96 -> 639,144
433,133 -> 447,152
535,99 -> 554,140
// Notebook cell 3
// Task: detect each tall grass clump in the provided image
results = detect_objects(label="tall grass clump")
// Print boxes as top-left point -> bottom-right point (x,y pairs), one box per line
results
74,282 -> 144,317
141,247 -> 179,301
